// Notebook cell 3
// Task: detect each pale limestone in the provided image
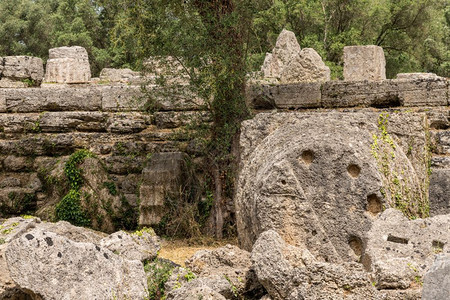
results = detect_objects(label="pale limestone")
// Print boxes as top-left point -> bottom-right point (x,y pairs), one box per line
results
44,46 -> 91,83
343,45 -> 386,81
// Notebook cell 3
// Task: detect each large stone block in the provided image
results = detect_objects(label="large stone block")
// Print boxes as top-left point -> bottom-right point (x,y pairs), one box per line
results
236,112 -> 428,263
139,152 -> 189,226
100,85 -> 146,111
429,169 -> 450,216
247,82 -> 322,109
4,87 -> 102,112
362,209 -> 450,291
44,46 -> 91,83
322,78 -> 448,108
0,56 -> 44,85
423,254 -> 450,300
5,228 -> 148,300
343,45 -> 386,81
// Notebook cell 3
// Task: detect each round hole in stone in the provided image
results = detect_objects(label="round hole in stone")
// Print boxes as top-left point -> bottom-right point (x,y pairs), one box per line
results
367,194 -> 382,216
348,235 -> 363,259
301,150 -> 314,165
281,179 -> 287,185
347,164 -> 361,178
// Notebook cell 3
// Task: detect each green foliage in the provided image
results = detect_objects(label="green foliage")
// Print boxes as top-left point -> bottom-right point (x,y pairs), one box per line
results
145,258 -> 175,300
56,149 -> 92,226
371,113 -> 430,219
64,149 -> 93,190
55,189 -> 90,226
103,181 -> 117,196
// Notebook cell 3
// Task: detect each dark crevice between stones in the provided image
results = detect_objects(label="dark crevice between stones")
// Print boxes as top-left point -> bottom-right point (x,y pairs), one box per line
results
370,94 -> 403,108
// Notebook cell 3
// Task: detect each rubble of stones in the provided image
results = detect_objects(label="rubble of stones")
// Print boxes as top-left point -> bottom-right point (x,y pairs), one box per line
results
0,29 -> 449,299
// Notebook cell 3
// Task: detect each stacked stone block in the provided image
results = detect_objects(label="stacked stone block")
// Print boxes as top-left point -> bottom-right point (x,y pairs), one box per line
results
44,46 -> 91,83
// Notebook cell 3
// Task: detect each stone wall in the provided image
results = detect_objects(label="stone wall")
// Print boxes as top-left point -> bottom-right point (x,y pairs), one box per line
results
0,83 -> 207,230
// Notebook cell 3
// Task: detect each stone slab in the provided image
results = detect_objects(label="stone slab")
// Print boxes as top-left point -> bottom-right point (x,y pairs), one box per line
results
4,87 -> 102,112
247,83 -> 322,109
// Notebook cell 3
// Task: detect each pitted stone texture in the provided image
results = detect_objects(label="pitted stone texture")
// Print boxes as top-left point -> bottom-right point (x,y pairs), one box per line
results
166,285 -> 226,300
422,254 -> 450,300
252,230 -> 379,300
100,230 -> 160,262
429,169 -> 450,216
261,29 -> 330,83
343,45 -> 386,81
396,73 -> 441,80
99,68 -> 141,83
362,209 -> 450,291
5,228 -> 148,300
0,217 -> 41,299
44,46 -> 91,83
0,56 -> 44,85
236,112 -> 426,263
185,244 -> 263,297
247,82 -> 322,109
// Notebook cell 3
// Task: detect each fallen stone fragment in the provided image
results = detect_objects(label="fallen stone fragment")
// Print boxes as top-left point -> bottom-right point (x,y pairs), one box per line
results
5,228 -> 148,300
422,254 -> 450,300
362,209 -> 450,292
251,230 -> 379,300
100,229 -> 160,262
261,29 -> 330,83
185,244 -> 264,298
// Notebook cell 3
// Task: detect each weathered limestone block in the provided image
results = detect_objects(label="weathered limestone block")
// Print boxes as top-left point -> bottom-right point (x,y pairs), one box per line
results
106,112 -> 149,133
252,230 -> 379,300
362,209 -> 450,292
185,245 -> 264,298
154,111 -> 211,128
104,156 -> 146,175
99,68 -> 141,83
434,131 -> 450,154
261,29 -> 330,83
4,87 -> 102,112
396,73 -> 441,80
236,112 -> 427,263
166,285 -> 226,300
262,29 -> 301,79
422,254 -> 450,300
44,46 -> 91,83
247,83 -> 322,109
100,85 -> 146,111
139,152 -> 189,226
0,134 -> 75,157
5,228 -> 148,300
322,78 -> 448,108
38,111 -> 108,132
0,217 -> 41,299
0,113 -> 40,133
429,169 -> 450,216
0,56 -> 44,86
100,230 -> 160,262
343,45 -> 386,81
3,156 -> 33,172
0,78 -> 27,88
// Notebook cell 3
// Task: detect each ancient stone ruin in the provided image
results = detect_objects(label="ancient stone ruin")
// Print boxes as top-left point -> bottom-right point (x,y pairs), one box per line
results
261,29 -> 330,83
0,28 -> 449,299
44,46 -> 91,83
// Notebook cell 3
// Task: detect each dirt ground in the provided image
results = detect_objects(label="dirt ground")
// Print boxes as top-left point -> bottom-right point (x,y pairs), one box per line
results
158,237 -> 238,266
